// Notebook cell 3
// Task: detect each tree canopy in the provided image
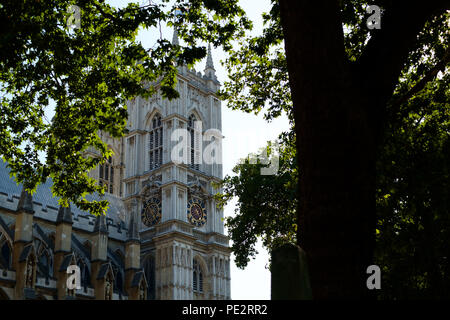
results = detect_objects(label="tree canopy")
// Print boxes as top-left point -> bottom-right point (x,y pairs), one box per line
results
0,0 -> 249,215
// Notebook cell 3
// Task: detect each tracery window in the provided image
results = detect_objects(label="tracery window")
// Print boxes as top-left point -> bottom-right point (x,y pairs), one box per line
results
99,156 -> 115,194
110,262 -> 123,294
34,239 -> 52,279
77,258 -> 91,291
139,283 -> 146,300
193,258 -> 203,293
37,251 -> 50,279
149,114 -> 163,171
188,114 -> 200,171
143,255 -> 156,300
0,232 -> 11,270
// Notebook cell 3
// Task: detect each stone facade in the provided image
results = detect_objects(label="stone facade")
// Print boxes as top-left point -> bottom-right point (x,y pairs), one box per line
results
0,33 -> 230,300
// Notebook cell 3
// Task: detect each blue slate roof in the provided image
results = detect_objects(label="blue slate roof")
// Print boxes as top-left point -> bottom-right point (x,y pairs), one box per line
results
0,160 -> 127,239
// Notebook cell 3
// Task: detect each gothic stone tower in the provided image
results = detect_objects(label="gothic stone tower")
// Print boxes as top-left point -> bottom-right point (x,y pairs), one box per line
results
122,34 -> 231,300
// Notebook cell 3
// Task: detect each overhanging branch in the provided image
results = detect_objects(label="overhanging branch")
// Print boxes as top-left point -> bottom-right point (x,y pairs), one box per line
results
393,46 -> 450,108
388,46 -> 450,122
354,0 -> 448,134
357,1 -> 448,96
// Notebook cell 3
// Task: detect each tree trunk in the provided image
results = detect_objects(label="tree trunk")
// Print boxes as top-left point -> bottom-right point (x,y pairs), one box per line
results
278,0 -> 447,299
278,1 -> 376,299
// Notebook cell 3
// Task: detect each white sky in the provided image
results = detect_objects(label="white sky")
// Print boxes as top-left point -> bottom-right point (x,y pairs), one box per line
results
219,2 -> 289,300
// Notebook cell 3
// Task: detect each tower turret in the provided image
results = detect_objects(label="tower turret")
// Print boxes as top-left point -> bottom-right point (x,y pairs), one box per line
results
91,214 -> 109,299
13,188 -> 37,299
172,27 -> 179,46
54,204 -> 74,299
204,44 -> 219,91
204,44 -> 216,78
125,213 -> 143,299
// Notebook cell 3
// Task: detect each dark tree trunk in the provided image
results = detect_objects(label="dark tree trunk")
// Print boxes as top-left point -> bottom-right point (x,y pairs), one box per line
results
277,0 -> 447,299
278,1 -> 375,299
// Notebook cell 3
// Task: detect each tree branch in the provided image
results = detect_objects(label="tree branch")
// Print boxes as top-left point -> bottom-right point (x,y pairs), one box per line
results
356,1 -> 448,109
394,46 -> 450,108
352,0 -> 448,139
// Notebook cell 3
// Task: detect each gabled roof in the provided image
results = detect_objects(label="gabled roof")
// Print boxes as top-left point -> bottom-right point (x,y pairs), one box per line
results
71,234 -> 90,259
0,214 -> 13,240
59,253 -> 76,272
17,188 -> 33,214
131,270 -> 147,288
0,160 -> 126,230
93,214 -> 108,234
56,204 -> 73,225
107,247 -> 124,269
33,223 -> 53,249
19,244 -> 34,262
97,262 -> 114,280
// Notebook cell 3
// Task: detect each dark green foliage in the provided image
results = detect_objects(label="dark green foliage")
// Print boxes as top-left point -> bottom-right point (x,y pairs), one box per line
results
220,1 -> 292,122
219,0 -> 449,297
216,131 -> 297,268
373,10 -> 449,298
375,63 -> 450,299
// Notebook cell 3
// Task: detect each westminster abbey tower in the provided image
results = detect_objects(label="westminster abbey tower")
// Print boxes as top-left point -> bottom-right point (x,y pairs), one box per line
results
0,30 -> 231,300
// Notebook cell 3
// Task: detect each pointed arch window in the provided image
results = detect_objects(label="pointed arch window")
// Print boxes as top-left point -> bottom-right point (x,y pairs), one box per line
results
34,238 -> 52,279
0,233 -> 11,270
77,258 -> 91,291
99,156 -> 115,194
143,255 -> 156,300
188,114 -> 201,171
109,262 -> 123,295
149,114 -> 163,171
193,258 -> 203,293
37,251 -> 50,279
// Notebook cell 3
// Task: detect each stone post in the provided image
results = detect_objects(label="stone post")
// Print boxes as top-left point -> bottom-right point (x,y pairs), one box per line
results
271,243 -> 312,300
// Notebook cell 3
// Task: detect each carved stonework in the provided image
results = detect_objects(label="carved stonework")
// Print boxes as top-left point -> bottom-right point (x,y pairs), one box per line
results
105,274 -> 113,300
187,176 -> 208,197
139,284 -> 146,300
67,286 -> 75,297
118,210 -> 126,223
141,174 -> 162,199
25,256 -> 35,288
